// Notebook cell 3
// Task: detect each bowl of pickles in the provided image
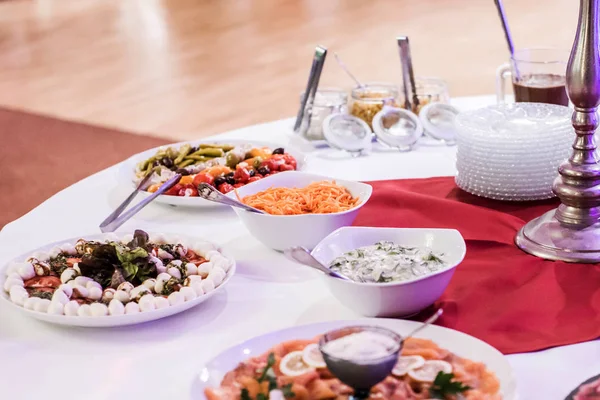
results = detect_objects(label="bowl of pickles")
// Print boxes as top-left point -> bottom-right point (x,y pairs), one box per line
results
118,139 -> 307,207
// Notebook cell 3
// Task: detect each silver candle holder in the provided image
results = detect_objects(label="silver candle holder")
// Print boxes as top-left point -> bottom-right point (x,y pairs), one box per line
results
515,0 -> 600,262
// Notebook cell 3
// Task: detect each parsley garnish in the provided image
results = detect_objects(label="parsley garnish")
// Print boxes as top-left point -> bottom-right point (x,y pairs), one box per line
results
240,353 -> 295,399
429,372 -> 471,399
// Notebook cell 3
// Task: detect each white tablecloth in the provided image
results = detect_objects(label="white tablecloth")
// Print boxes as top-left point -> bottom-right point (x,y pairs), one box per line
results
0,95 -> 598,399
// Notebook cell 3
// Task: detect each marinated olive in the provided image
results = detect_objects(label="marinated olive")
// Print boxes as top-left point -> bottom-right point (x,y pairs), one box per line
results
257,166 -> 270,176
248,169 -> 256,177
161,157 -> 174,168
225,152 -> 241,168
175,168 -> 191,176
272,147 -> 284,155
226,172 -> 234,178
214,176 -> 226,186
226,176 -> 236,185
152,160 -> 160,167
252,157 -> 263,169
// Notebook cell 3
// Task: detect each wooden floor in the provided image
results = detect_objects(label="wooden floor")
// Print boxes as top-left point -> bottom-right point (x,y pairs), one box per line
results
0,0 -> 578,141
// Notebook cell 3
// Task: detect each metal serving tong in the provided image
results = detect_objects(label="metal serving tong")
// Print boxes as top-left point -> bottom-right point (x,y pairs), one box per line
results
293,45 -> 328,136
99,173 -> 182,233
196,183 -> 265,214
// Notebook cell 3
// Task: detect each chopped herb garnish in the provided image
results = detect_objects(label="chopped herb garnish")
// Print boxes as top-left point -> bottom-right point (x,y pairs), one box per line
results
241,389 -> 252,400
240,353 -> 295,399
429,372 -> 470,399
281,384 -> 295,398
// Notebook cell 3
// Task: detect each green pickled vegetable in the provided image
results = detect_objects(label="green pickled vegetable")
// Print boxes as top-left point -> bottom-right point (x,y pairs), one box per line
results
199,143 -> 235,152
225,152 -> 241,168
173,144 -> 192,165
189,148 -> 224,158
178,159 -> 195,168
185,155 -> 211,162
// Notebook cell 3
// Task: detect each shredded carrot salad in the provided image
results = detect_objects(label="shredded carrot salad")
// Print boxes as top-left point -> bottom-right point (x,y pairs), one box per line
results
236,181 -> 360,215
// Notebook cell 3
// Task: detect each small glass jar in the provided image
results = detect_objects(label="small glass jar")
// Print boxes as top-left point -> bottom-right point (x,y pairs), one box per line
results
299,88 -> 348,141
405,77 -> 449,114
349,83 -> 400,129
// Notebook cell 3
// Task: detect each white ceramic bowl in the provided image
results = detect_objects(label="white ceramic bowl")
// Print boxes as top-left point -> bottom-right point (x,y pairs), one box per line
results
311,227 -> 466,317
226,171 -> 373,251
118,139 -> 307,207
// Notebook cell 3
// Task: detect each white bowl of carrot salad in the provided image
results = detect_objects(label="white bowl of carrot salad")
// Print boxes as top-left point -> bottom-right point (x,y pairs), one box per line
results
226,171 -> 373,251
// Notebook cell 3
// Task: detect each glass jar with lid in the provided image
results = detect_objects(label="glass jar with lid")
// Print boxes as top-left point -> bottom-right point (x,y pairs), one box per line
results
299,88 -> 348,141
405,77 -> 449,115
349,83 -> 400,129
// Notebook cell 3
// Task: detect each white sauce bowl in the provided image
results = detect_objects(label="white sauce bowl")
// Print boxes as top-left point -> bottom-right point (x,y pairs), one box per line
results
311,227 -> 466,317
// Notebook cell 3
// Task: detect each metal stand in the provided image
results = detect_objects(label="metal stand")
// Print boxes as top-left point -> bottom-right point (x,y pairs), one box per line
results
515,0 -> 600,263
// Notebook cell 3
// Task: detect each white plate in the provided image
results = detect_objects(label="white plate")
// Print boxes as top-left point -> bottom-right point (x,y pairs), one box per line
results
198,318 -> 518,400
0,233 -> 236,327
117,139 -> 308,208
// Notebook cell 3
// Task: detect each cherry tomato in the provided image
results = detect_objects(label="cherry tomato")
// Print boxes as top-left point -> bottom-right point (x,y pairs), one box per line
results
218,183 -> 235,194
283,154 -> 297,169
279,164 -> 294,172
260,159 -> 279,172
165,184 -> 183,196
247,176 -> 262,183
233,183 -> 244,188
192,173 -> 214,187
233,165 -> 251,183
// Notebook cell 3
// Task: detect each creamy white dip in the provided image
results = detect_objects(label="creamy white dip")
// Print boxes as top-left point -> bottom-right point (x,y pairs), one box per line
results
322,331 -> 399,361
329,241 -> 446,283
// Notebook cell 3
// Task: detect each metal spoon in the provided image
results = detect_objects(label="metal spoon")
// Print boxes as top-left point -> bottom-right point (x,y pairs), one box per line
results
402,308 -> 444,343
334,53 -> 365,89
196,183 -> 265,214
284,246 -> 351,280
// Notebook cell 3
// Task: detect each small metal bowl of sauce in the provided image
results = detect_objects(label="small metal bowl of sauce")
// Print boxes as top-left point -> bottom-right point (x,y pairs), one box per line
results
319,325 -> 402,399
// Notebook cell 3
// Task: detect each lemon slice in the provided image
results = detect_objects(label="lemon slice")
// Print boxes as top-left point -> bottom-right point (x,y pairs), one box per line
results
407,360 -> 453,382
391,355 -> 426,376
302,343 -> 326,368
279,351 -> 314,376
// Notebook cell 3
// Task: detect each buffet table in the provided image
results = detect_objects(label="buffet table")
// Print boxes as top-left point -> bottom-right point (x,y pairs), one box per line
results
0,95 -> 598,399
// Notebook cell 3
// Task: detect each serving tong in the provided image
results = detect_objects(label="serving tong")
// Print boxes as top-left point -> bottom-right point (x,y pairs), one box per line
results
99,173 -> 181,233
294,45 -> 328,137
196,183 -> 265,214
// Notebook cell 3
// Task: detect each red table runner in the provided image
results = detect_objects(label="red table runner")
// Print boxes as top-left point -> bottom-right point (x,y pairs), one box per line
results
354,177 -> 600,355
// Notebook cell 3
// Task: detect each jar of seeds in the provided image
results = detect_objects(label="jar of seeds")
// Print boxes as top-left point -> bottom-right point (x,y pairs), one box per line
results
300,88 -> 348,141
349,83 -> 400,129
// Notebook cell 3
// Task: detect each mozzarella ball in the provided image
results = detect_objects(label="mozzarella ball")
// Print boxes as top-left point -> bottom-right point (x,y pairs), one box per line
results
57,284 -> 73,298
34,299 -> 51,313
102,288 -> 116,302
17,263 -> 35,280
142,279 -> 157,291
167,292 -> 184,306
185,263 -> 198,276
138,294 -> 156,312
175,244 -> 187,257
33,262 -> 51,276
114,290 -> 130,303
184,275 -> 202,286
77,304 -> 92,317
213,256 -> 231,272
208,266 -> 226,286
167,267 -> 181,280
179,287 -> 197,302
47,301 -> 64,315
191,282 -> 205,297
30,252 -> 49,261
117,282 -> 134,294
59,242 -> 77,255
7,272 -> 22,281
90,302 -> 108,317
124,302 -> 140,314
87,286 -> 103,301
64,301 -> 80,316
60,268 -> 78,284
52,289 -> 70,305
24,297 -> 41,310
9,286 -> 28,306
73,264 -> 81,274
4,278 -> 24,292
157,248 -> 173,260
6,263 -> 20,275
49,246 -> 62,258
200,277 -> 216,294
74,276 -> 93,286
72,285 -> 89,299
156,264 -> 167,274
85,280 -> 102,291
169,259 -> 183,267
108,299 -> 125,316
197,262 -> 213,278
130,286 -> 150,300
154,280 -> 165,294
154,296 -> 170,309
205,250 -> 222,261
156,272 -> 171,283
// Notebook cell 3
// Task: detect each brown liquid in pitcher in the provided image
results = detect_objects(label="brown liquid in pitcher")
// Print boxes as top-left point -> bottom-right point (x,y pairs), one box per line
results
513,73 -> 568,106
